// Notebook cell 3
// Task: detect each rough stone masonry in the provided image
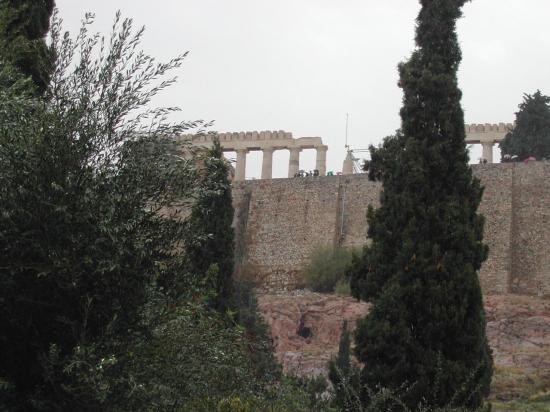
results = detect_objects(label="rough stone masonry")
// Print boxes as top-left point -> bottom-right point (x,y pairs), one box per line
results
232,162 -> 550,296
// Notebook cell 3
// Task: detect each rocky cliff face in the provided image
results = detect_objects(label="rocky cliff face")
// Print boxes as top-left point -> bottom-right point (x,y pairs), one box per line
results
258,291 -> 370,376
257,291 -> 550,399
484,295 -> 550,372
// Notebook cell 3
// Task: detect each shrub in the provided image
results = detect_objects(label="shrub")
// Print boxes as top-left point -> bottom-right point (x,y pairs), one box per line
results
335,279 -> 352,296
305,244 -> 356,293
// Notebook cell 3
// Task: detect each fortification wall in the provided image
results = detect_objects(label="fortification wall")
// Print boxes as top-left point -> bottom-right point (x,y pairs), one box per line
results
233,162 -> 550,295
510,162 -> 550,295
233,177 -> 343,290
475,164 -> 514,294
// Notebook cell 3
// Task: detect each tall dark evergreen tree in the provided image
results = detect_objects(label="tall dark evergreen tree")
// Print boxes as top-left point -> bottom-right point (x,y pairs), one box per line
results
186,137 -> 235,310
328,320 -> 360,411
0,0 -> 55,93
349,0 -> 493,409
500,90 -> 550,161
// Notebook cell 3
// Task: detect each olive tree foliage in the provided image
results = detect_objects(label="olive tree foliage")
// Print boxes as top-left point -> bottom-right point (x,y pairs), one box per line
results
0,11 -> 205,410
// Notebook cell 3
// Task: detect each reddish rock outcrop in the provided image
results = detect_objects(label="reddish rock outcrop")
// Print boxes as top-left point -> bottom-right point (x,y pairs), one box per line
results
258,291 -> 550,397
484,295 -> 550,372
257,291 -> 369,375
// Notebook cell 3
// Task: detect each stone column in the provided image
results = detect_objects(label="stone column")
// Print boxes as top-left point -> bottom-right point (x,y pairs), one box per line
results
235,149 -> 247,181
288,147 -> 301,178
482,142 -> 493,164
261,148 -> 274,180
315,145 -> 328,176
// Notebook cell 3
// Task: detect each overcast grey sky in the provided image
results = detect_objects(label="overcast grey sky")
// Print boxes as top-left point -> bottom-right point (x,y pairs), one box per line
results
56,0 -> 550,178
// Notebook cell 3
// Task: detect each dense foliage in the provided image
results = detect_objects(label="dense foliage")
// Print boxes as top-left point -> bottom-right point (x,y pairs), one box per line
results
362,131 -> 404,182
0,12 -> 205,409
349,0 -> 493,410
230,279 -> 281,384
186,137 -> 235,310
500,90 -> 550,161
0,10 -> 336,411
0,0 -> 55,92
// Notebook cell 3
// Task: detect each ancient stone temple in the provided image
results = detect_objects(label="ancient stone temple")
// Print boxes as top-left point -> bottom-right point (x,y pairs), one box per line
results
179,131 -> 328,181
181,123 -> 512,183
465,122 -> 514,163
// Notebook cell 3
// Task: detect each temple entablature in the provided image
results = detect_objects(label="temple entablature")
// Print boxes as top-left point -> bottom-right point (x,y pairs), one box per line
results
180,131 -> 328,181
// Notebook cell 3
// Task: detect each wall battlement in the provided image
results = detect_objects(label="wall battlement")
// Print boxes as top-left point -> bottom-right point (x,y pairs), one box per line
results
192,130 -> 294,143
464,123 -> 514,162
465,123 -> 514,134
180,130 -> 324,150
232,162 -> 550,296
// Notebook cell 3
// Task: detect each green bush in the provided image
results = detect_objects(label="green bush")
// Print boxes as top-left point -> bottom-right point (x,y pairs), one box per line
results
215,376 -> 328,412
335,279 -> 352,296
124,299 -> 265,410
305,244 -> 356,293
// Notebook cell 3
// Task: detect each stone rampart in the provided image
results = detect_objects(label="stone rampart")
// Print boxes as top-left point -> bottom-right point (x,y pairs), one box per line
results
233,162 -> 550,296
509,162 -> 550,295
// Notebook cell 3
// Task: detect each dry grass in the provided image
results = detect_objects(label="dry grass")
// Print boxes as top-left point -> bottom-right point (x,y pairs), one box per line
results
491,364 -> 550,411
491,365 -> 550,399
492,397 -> 550,412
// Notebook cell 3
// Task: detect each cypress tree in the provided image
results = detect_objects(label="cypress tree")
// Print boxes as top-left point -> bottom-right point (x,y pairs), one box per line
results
186,137 -> 235,310
328,320 -> 360,411
500,90 -> 550,161
0,0 -> 55,93
330,320 -> 351,381
349,1 -> 493,409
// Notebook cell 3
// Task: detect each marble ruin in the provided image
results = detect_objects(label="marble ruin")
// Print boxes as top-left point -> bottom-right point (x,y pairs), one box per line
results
341,122 -> 514,172
182,123 -> 512,181
181,131 -> 328,181
465,123 -> 514,163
